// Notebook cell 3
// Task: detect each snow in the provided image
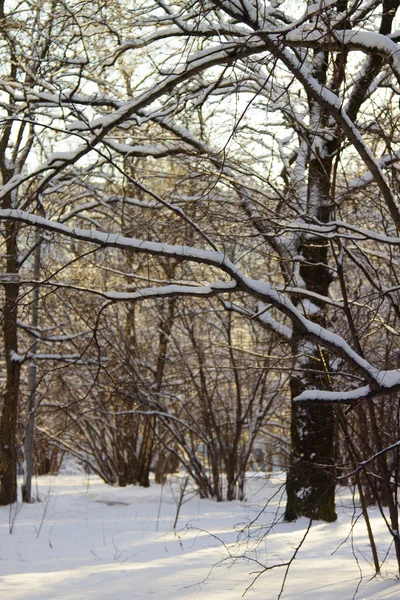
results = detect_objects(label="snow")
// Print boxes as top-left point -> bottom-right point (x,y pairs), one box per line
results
102,281 -> 237,302
337,30 -> 400,76
299,298 -> 322,316
2,201 -> 400,401
272,35 -> 399,226
284,27 -> 400,80
48,152 -> 80,164
344,153 -> 400,192
104,140 -> 185,157
66,120 -> 89,131
305,0 -> 337,13
0,209 -> 229,267
2,207 -> 400,399
1,472 -> 399,599
295,385 -> 371,404
295,370 -> 400,404
282,219 -> 400,245
10,350 -> 25,363
255,302 -> 292,340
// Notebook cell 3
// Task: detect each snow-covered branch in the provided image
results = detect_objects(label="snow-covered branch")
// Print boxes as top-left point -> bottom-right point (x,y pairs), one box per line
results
2,207 -> 398,399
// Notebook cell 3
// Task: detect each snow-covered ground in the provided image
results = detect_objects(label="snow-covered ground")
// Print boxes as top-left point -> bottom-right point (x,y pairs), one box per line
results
0,471 -> 399,599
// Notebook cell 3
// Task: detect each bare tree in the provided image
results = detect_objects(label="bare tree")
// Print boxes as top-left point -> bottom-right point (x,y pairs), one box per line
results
2,6 -> 400,574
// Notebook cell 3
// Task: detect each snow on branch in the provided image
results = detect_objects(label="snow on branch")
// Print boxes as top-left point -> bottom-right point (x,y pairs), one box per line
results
59,196 -> 160,223
223,301 -> 292,341
0,37 -> 270,201
100,282 -> 237,302
104,22 -> 252,65
16,321 -> 91,342
0,208 -> 231,266
295,372 -> 400,405
103,139 -> 193,158
2,207 -> 398,399
10,350 -> 101,365
284,29 -> 400,82
271,45 -> 400,229
295,385 -> 372,404
279,219 -> 400,245
340,153 -> 400,195
211,1 -> 400,229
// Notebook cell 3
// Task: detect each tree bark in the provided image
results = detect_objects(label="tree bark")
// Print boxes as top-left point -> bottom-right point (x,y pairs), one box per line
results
285,50 -> 337,522
21,238 -> 41,503
0,218 -> 20,506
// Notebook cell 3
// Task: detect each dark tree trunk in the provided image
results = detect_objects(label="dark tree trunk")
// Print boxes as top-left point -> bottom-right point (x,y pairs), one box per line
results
135,297 -> 176,488
285,220 -> 337,522
285,49 -> 337,522
285,384 -> 337,522
0,220 -> 20,506
136,417 -> 154,487
284,222 -> 338,521
22,238 -> 41,503
285,2 -> 400,522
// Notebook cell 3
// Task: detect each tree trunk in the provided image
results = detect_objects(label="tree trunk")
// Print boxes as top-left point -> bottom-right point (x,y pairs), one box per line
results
0,219 -> 20,506
285,383 -> 336,522
22,238 -> 41,503
284,240 -> 337,522
285,50 -> 337,522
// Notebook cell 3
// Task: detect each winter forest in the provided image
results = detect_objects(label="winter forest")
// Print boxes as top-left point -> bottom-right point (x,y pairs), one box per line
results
2,0 -> 400,598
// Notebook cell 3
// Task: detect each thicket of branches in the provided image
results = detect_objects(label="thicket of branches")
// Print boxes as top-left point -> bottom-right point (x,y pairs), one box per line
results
2,0 -> 400,576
